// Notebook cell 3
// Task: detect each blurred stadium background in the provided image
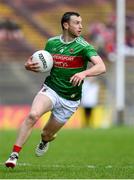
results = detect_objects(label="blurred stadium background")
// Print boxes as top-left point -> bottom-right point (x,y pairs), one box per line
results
0,0 -> 134,129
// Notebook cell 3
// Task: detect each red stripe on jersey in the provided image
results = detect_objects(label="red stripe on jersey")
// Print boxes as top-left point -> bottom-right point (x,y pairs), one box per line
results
52,54 -> 84,68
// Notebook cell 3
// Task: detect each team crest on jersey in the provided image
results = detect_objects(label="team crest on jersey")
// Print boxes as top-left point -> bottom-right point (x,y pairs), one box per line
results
69,48 -> 74,53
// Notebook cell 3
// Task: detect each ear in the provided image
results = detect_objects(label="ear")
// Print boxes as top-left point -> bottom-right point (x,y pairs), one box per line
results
63,22 -> 69,30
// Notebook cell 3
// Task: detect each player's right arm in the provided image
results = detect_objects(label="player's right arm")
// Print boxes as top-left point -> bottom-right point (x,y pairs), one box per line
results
25,38 -> 50,72
24,56 -> 40,72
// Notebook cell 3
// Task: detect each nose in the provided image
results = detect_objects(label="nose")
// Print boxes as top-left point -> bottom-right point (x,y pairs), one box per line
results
79,24 -> 83,29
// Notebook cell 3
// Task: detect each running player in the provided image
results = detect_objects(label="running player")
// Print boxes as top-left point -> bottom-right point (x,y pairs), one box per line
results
5,11 -> 106,168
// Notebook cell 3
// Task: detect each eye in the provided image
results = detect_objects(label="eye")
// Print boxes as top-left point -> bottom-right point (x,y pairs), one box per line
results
76,21 -> 80,25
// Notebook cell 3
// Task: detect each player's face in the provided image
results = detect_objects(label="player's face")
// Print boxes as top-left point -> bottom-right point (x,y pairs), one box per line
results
66,15 -> 83,37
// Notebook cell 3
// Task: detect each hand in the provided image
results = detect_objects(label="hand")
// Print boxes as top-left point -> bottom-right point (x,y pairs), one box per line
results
70,72 -> 86,86
24,56 -> 40,72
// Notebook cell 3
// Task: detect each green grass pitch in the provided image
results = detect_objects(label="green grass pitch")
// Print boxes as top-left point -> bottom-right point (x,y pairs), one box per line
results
0,126 -> 134,179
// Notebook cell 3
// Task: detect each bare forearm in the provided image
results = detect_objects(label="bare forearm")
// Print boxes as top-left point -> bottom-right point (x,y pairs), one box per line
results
83,63 -> 106,77
70,56 -> 106,86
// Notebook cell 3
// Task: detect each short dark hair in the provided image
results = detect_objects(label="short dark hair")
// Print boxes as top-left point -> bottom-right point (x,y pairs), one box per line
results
61,12 -> 80,30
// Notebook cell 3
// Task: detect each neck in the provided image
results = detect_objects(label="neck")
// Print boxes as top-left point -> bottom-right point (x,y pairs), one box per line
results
62,31 -> 76,42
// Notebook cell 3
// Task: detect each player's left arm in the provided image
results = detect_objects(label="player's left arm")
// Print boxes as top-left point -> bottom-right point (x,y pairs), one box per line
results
70,55 -> 106,86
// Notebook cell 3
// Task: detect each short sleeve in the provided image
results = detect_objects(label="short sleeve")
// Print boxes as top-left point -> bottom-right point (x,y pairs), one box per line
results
44,41 -> 49,51
82,45 -> 98,61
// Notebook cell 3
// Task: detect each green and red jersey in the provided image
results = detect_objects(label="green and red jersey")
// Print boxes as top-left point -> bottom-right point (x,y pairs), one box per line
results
44,35 -> 98,101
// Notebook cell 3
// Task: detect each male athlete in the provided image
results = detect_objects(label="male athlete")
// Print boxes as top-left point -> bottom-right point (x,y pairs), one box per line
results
5,12 -> 106,168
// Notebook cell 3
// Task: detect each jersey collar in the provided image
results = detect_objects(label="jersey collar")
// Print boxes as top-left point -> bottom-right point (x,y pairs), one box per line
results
59,35 -> 77,44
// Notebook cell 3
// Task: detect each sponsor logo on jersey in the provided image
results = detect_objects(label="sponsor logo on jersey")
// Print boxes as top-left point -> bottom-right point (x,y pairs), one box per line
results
52,54 -> 84,68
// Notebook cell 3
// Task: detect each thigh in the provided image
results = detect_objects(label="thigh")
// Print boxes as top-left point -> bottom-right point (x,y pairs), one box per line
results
30,93 -> 53,117
43,114 -> 65,135
52,97 -> 80,123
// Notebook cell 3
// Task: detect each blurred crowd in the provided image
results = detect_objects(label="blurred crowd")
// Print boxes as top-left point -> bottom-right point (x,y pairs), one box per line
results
87,15 -> 134,60
0,18 -> 23,41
